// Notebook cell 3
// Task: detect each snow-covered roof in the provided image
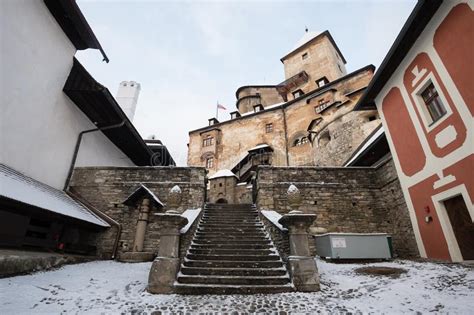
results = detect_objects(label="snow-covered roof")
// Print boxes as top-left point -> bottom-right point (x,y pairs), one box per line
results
0,164 -> 109,227
123,184 -> 165,208
291,31 -> 320,52
208,169 -> 238,180
248,144 -> 270,152
344,126 -> 385,166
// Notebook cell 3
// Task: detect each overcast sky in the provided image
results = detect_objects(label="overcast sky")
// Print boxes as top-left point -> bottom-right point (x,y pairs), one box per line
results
76,0 -> 416,166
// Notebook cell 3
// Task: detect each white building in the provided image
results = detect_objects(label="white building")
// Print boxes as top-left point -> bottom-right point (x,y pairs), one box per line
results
0,0 -> 155,253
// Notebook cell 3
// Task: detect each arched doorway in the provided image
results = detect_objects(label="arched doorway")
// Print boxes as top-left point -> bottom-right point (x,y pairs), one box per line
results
216,198 -> 228,204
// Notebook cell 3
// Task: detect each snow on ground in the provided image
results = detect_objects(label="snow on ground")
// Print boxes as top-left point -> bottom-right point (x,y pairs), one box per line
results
1,258 -> 473,314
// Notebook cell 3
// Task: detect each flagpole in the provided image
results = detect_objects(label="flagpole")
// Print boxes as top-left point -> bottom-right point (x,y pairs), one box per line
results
216,101 -> 218,120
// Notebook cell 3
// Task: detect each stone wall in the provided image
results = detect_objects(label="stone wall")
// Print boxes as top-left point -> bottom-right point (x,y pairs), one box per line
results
256,158 -> 419,258
69,166 -> 206,258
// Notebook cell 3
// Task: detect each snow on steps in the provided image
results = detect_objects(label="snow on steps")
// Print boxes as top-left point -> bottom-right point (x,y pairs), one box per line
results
175,203 -> 293,294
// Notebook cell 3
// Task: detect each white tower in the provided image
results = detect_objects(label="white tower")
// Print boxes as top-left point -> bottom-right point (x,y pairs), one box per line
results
116,81 -> 141,121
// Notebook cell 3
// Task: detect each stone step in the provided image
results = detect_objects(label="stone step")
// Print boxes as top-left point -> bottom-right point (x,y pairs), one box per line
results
195,231 -> 267,237
183,259 -> 284,269
192,237 -> 269,243
193,239 -> 271,246
188,248 -> 275,255
191,244 -> 273,250
174,283 -> 294,295
198,223 -> 264,227
201,215 -> 258,220
180,266 -> 287,277
197,227 -> 264,232
177,274 -> 290,286
186,254 -> 281,261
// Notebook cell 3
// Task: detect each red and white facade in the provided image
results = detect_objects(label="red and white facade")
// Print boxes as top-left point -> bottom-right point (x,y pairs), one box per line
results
360,1 -> 473,262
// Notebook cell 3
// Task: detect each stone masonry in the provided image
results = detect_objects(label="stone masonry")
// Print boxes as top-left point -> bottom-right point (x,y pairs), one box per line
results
69,167 -> 206,259
256,158 -> 419,258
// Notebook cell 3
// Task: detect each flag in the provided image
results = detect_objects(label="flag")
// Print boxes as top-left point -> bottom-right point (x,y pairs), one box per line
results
217,103 -> 227,110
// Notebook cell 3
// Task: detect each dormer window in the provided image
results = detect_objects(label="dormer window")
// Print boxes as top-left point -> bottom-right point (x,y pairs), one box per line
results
302,52 -> 308,60
293,136 -> 309,147
230,111 -> 241,119
208,118 -> 219,126
316,77 -> 329,88
292,89 -> 304,99
253,104 -> 264,112
203,136 -> 214,147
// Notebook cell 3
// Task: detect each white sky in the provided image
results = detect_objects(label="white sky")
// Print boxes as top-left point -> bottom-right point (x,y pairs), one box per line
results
76,0 -> 416,166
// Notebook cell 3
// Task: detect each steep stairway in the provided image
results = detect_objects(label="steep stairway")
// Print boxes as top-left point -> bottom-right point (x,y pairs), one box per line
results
175,203 -> 293,294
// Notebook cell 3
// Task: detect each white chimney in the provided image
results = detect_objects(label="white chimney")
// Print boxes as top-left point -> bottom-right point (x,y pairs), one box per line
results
116,81 -> 141,121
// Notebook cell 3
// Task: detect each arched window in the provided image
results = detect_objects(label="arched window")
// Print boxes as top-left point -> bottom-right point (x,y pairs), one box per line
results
205,157 -> 214,169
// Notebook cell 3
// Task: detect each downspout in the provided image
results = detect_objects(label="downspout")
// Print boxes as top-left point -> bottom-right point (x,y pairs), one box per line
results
64,121 -> 126,190
66,189 -> 122,260
281,105 -> 290,166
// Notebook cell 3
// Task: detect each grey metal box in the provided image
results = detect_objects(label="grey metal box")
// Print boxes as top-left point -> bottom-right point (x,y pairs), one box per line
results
315,233 -> 392,260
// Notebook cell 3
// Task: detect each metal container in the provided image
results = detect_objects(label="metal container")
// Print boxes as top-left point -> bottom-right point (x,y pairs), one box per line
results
315,233 -> 392,260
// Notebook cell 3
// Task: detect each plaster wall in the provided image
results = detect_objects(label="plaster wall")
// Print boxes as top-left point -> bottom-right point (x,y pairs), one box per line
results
0,0 -> 134,190
373,1 -> 474,261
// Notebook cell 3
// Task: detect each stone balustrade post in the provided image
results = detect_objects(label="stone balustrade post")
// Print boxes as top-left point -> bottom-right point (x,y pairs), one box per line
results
147,210 -> 188,294
278,211 -> 320,291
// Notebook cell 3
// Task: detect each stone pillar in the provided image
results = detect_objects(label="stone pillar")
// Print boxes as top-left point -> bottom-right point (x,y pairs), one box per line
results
119,198 -> 155,262
278,211 -> 320,291
133,198 -> 150,252
147,210 -> 188,294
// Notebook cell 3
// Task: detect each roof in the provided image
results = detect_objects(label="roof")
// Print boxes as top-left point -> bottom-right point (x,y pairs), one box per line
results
281,30 -> 347,64
44,0 -> 109,62
64,58 -> 153,166
189,64 -> 374,135
354,0 -> 443,111
248,144 -> 273,153
344,124 -> 390,167
0,164 -> 109,227
123,184 -> 165,208
208,169 -> 238,180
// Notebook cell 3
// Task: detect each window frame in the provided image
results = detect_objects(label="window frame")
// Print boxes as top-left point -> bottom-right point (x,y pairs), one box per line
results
302,52 -> 308,60
202,135 -> 214,147
205,156 -> 214,169
411,73 -> 451,131
265,123 -> 273,133
292,89 -> 304,99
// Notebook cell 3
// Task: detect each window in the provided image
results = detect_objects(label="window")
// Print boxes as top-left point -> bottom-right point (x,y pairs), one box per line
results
203,136 -> 214,147
421,83 -> 447,124
254,104 -> 263,112
316,77 -> 329,88
294,136 -> 309,147
265,123 -> 273,133
292,89 -> 304,99
302,52 -> 308,60
205,157 -> 214,169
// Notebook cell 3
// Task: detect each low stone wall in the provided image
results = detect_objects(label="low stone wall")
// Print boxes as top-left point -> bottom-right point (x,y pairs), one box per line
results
69,167 -> 206,259
256,158 -> 418,258
260,216 -> 290,261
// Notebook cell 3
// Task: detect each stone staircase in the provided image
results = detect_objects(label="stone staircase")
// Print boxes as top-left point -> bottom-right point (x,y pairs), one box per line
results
174,203 -> 293,294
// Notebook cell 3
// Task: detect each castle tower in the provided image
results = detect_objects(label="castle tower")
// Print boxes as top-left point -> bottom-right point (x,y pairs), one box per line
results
281,30 -> 347,93
116,81 -> 141,121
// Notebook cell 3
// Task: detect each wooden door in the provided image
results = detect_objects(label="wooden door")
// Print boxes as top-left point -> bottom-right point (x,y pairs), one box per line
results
444,195 -> 474,260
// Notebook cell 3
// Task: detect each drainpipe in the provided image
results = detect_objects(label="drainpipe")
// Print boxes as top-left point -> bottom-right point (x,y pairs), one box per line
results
66,190 -> 122,260
281,105 -> 290,166
64,121 -> 126,190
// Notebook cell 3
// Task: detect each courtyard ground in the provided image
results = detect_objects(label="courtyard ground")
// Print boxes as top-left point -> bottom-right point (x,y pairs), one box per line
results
0,258 -> 473,314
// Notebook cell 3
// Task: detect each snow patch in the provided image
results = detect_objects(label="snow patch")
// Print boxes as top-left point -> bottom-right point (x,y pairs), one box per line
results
180,208 -> 202,234
261,210 -> 287,232
208,169 -> 238,179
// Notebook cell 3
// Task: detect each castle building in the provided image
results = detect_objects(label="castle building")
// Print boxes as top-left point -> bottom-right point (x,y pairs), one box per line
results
356,0 -> 473,262
187,30 -> 380,179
